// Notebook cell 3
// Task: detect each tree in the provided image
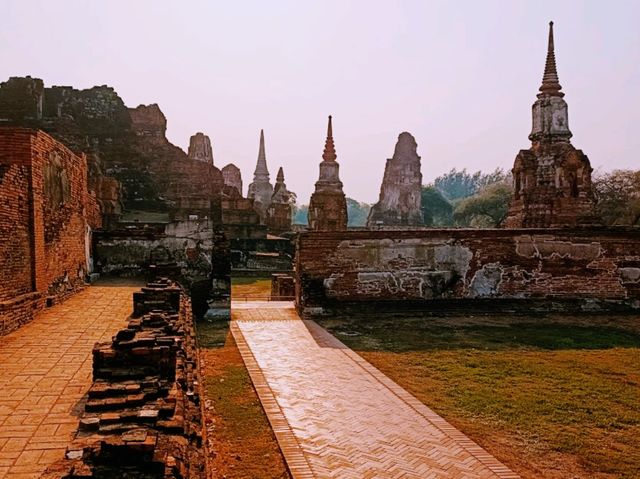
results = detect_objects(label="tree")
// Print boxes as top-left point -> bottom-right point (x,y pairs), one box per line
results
593,170 -> 640,225
434,168 -> 508,201
421,186 -> 454,226
454,182 -> 513,227
292,198 -> 371,227
293,204 -> 308,225
346,198 -> 371,227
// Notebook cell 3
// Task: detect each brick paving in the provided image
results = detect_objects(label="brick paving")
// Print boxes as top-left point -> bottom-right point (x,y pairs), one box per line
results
231,303 -> 520,479
0,282 -> 139,479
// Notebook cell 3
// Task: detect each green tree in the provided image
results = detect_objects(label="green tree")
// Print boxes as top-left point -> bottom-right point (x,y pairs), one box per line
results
593,170 -> 640,225
434,168 -> 507,201
293,204 -> 308,225
421,186 -> 454,226
454,182 -> 513,227
347,198 -> 371,227
291,198 -> 371,227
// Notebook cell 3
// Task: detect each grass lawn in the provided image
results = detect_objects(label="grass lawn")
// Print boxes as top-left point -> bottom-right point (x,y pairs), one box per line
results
197,319 -> 290,479
231,276 -> 272,300
317,314 -> 640,478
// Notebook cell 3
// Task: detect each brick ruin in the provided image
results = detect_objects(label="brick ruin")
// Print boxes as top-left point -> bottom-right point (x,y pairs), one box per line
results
504,22 -> 598,228
221,163 -> 243,195
0,128 -> 101,335
0,76 -> 225,220
271,273 -> 296,300
247,129 -> 274,224
367,132 -> 424,227
187,132 -> 214,165
0,77 -> 238,324
0,22 -> 635,321
266,167 -> 295,236
296,228 -> 640,313
43,278 -> 206,479
221,184 -> 266,240
308,116 -> 348,231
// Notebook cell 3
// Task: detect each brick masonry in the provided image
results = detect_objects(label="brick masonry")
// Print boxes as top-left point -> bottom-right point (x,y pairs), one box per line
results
296,228 -> 640,312
42,279 -> 206,479
0,128 -> 101,335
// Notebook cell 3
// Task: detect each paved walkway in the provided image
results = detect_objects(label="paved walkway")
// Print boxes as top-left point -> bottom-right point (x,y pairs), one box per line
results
0,283 -> 139,479
231,303 -> 520,479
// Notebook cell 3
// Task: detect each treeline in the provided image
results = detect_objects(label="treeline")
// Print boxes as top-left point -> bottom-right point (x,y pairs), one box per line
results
293,198 -> 371,227
292,168 -> 640,227
423,168 -> 512,227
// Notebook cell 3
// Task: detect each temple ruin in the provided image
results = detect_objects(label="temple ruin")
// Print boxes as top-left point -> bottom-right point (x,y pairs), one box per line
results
266,166 -> 295,236
308,116 -> 348,231
187,132 -> 214,165
367,132 -> 424,227
504,22 -> 598,228
247,129 -> 273,224
221,163 -> 243,195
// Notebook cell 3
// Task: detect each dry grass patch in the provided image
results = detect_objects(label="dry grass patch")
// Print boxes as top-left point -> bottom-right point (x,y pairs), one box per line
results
231,277 -> 272,300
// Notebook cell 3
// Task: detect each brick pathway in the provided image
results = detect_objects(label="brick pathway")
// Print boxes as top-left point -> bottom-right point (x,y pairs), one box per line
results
0,282 -> 139,479
231,303 -> 520,479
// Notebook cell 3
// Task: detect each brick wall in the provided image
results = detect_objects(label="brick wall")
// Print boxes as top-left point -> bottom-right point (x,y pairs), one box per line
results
32,131 -> 93,298
0,130 -> 34,301
296,228 -> 640,312
0,128 -> 95,334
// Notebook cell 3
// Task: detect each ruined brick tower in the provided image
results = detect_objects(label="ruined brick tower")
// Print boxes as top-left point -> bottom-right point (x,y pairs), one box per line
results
221,163 -> 243,195
308,116 -> 348,231
367,132 -> 424,227
505,22 -> 597,228
187,132 -> 214,164
247,129 -> 273,224
266,167 -> 294,235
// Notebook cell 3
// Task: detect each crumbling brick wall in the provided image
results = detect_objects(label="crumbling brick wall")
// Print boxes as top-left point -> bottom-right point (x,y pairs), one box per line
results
0,128 -> 98,334
43,279 -> 207,479
296,228 -> 640,312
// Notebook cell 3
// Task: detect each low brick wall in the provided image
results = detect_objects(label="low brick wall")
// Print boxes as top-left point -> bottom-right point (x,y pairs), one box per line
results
43,278 -> 207,479
296,228 -> 640,313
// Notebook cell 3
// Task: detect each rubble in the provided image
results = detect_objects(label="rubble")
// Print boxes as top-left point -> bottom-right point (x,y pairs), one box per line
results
43,278 -> 206,479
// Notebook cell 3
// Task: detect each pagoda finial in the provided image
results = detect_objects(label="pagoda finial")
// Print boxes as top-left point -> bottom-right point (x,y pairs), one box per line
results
258,129 -> 265,160
253,129 -> 269,178
276,166 -> 284,183
539,21 -> 563,97
322,115 -> 337,162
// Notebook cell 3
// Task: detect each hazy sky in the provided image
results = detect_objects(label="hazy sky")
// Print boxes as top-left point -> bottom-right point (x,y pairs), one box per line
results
2,1 -> 639,203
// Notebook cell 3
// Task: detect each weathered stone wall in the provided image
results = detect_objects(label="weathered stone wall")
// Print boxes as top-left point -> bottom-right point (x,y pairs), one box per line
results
230,237 -> 294,272
296,228 -> 640,312
94,220 -> 215,281
94,220 -> 230,316
0,128 -> 97,334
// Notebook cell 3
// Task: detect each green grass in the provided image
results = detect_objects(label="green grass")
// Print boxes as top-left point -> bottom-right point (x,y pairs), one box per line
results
321,315 -> 640,352
196,319 -> 230,349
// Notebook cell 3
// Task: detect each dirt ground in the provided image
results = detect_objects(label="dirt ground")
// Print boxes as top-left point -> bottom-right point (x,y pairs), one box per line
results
198,320 -> 290,479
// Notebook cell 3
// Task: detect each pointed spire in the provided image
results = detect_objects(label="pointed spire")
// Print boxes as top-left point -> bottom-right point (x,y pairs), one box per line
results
322,115 -> 337,162
258,129 -> 265,160
276,166 -> 285,183
253,129 -> 269,178
539,21 -> 563,97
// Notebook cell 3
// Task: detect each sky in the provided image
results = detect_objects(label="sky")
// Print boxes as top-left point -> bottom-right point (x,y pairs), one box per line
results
1,0 -> 639,204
